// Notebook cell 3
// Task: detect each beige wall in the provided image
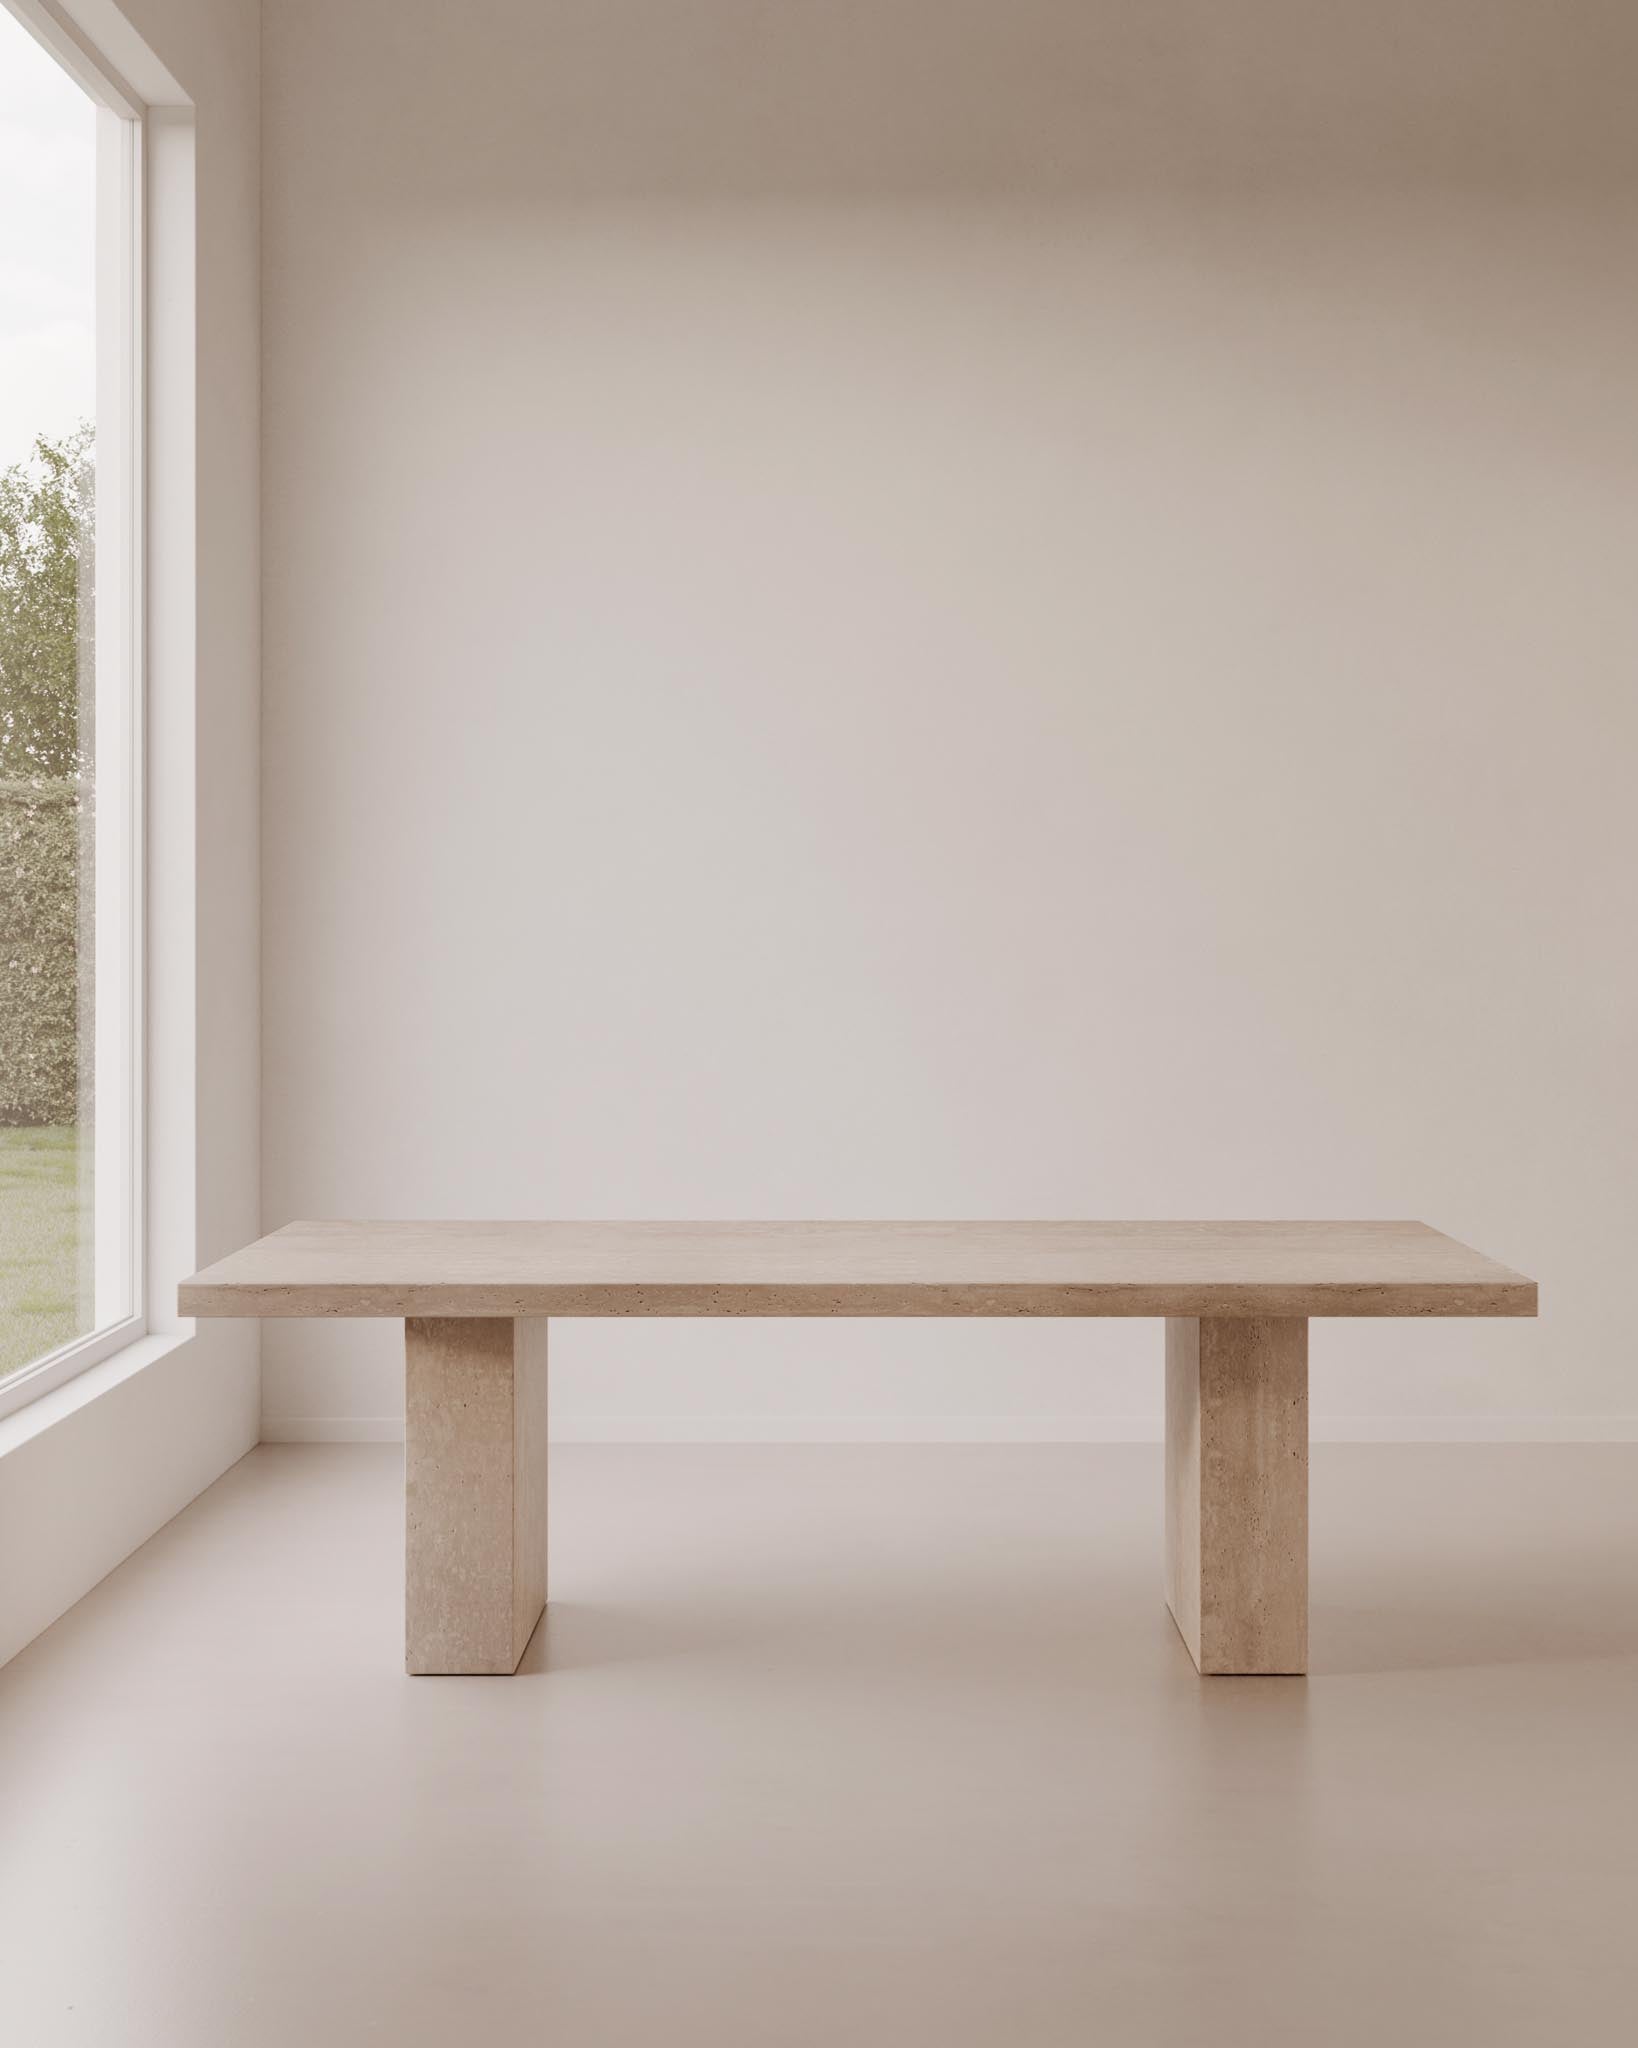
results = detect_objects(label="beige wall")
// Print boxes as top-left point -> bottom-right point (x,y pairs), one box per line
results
262,1 -> 1638,1438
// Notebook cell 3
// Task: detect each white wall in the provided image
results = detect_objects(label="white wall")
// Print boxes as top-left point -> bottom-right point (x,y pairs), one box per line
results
261,1 -> 1638,1441
0,0 -> 261,1667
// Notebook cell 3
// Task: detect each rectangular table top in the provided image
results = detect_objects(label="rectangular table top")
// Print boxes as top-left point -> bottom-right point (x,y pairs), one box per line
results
179,1220 -> 1535,1320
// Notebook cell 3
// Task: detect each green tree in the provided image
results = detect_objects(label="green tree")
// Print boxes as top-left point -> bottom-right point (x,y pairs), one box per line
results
0,779 -> 79,1124
0,425 -> 94,781
0,426 -> 92,1126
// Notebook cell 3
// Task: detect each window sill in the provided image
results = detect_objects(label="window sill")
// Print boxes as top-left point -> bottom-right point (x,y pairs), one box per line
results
0,1328 -> 191,1458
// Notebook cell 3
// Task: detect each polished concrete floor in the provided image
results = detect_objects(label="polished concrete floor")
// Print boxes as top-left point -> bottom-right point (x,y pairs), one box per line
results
2,1443 -> 1636,2046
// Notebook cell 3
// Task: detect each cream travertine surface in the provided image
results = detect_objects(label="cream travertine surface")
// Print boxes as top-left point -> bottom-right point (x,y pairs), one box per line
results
182,1219 -> 1535,1319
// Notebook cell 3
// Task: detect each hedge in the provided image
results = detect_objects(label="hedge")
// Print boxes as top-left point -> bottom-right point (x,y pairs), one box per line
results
1,777 -> 82,1126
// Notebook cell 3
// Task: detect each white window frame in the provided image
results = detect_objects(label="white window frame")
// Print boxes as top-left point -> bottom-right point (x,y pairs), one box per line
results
0,0 -> 145,1424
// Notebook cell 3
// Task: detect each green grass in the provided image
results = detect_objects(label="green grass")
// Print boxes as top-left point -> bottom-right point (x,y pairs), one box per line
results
0,1126 -> 90,1382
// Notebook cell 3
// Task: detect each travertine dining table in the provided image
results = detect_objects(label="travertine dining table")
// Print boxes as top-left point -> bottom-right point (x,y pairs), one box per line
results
181,1219 -> 1536,1677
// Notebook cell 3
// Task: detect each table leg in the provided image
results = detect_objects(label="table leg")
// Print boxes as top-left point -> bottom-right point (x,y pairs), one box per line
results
1165,1315 -> 1308,1675
404,1316 -> 548,1675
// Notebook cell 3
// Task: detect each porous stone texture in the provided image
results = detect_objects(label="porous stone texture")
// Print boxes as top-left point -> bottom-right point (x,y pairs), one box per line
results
405,1316 -> 548,1674
1166,1316 -> 1308,1674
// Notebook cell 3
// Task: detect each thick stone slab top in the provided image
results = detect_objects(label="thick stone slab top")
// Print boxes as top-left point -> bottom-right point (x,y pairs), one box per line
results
181,1219 -> 1536,1320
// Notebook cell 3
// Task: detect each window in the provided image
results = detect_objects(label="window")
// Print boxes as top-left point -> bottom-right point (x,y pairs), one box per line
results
1,0 -> 141,1414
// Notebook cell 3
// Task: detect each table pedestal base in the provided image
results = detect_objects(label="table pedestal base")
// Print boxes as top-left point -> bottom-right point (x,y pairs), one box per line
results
1165,1315 -> 1308,1675
405,1316 -> 548,1675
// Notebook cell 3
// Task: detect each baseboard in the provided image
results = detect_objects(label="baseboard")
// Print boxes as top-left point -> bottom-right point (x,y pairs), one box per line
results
261,1415 -> 408,1444
259,1413 -> 1638,1446
1310,1416 -> 1638,1443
